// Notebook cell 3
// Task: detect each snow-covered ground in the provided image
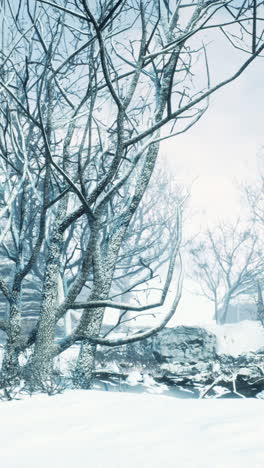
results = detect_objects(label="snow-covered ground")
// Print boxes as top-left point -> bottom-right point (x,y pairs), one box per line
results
0,321 -> 264,467
0,390 -> 263,468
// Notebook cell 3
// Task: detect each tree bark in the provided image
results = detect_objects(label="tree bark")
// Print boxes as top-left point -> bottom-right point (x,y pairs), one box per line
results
30,197 -> 68,382
1,288 -> 22,387
73,221 -> 128,388
73,283 -> 112,388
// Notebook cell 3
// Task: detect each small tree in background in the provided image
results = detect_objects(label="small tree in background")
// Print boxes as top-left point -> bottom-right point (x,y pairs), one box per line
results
190,219 -> 263,324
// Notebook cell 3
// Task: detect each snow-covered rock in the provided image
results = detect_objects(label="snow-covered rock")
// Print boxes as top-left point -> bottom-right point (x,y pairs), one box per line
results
152,326 -> 216,363
97,326 -> 217,367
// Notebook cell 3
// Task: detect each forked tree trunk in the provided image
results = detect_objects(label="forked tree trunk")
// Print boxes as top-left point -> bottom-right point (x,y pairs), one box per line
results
73,229 -> 126,388
73,309 -> 105,389
73,280 -> 112,389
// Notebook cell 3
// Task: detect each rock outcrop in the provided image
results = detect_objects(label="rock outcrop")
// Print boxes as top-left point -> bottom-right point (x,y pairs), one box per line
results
96,325 -> 217,368
152,326 -> 216,363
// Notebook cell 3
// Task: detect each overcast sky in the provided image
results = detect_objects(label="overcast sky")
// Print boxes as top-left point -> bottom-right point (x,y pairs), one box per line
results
159,45 -> 264,325
163,53 -> 263,225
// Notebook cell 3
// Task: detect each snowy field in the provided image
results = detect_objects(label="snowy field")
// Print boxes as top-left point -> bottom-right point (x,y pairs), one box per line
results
0,390 -> 264,468
0,321 -> 264,467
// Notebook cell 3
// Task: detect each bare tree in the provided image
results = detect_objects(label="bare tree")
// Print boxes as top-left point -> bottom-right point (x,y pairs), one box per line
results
0,0 -> 263,389
190,219 -> 263,324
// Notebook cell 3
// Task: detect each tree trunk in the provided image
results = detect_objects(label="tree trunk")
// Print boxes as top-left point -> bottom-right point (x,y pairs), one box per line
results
73,308 -> 105,389
73,228 -> 125,388
29,198 -> 68,383
220,293 -> 232,324
257,281 -> 264,326
57,273 -> 71,336
214,300 -> 221,325
73,279 -> 112,388
1,289 -> 22,387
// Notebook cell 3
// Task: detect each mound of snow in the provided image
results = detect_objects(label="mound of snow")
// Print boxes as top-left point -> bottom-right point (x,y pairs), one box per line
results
207,320 -> 264,357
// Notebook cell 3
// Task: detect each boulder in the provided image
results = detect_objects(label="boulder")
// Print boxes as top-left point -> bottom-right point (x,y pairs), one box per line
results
151,326 -> 216,364
96,326 -> 217,367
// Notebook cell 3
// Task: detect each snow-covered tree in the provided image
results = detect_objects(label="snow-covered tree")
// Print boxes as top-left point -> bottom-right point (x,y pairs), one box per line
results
0,0 -> 263,389
190,219 -> 263,323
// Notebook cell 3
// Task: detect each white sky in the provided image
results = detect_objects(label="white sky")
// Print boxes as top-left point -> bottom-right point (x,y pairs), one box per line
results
163,55 -> 263,223
160,47 -> 264,325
